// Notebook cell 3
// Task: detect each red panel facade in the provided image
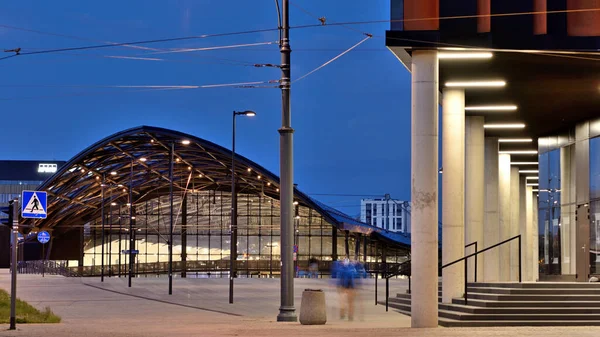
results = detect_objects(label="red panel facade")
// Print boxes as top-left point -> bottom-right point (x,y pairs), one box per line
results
404,0 -> 439,31
567,0 -> 600,36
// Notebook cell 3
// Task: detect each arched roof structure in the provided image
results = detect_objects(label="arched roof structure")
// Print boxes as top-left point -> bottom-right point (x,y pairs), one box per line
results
26,126 -> 409,247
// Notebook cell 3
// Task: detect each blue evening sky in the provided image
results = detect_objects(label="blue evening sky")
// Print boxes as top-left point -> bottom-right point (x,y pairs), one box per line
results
0,0 -> 412,217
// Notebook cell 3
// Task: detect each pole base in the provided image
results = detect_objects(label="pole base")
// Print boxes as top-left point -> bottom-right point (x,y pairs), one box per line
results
277,306 -> 297,322
9,317 -> 15,330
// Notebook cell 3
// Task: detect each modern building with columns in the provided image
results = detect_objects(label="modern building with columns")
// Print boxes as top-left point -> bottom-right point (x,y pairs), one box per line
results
387,0 -> 600,328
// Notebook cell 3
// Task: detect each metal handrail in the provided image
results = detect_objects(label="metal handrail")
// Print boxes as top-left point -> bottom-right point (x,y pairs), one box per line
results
383,236 -> 520,311
383,241 -> 479,311
440,234 -> 521,305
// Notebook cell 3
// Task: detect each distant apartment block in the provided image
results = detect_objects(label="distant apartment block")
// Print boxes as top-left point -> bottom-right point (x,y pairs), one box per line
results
360,195 -> 410,233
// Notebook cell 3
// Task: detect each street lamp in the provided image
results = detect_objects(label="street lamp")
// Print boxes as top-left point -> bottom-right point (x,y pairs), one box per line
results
230,110 -> 256,304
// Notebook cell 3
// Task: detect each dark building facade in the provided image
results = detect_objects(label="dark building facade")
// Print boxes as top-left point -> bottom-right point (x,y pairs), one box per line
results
0,160 -> 66,267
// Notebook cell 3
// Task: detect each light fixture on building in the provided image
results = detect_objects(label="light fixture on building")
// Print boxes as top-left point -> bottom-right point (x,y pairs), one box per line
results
188,166 -> 192,171
465,105 -> 517,111
257,175 -> 261,179
526,183 -> 539,186
140,157 -> 147,162
532,189 -> 539,192
122,188 -> 127,192
267,182 -> 271,186
247,168 -> 251,172
110,171 -> 117,176
118,184 -> 123,187
198,174 -> 203,178
176,158 -> 180,162
526,176 -> 539,180
150,139 -> 155,143
498,138 -> 532,143
438,52 -> 493,60
519,170 -> 539,173
276,188 -> 280,192
95,176 -> 100,180
510,162 -> 538,165
293,201 -> 299,205
126,203 -> 131,206
484,123 -> 525,129
498,150 -> 538,154
182,140 -> 191,145
111,202 -> 117,206
445,80 -> 506,88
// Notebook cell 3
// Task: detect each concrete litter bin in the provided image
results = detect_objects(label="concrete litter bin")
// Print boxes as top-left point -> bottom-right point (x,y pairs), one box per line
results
299,289 -> 327,325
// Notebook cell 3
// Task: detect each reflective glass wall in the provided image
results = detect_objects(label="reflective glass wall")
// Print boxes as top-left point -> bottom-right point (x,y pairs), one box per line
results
78,190 -> 408,277
538,149 -> 561,275
590,137 -> 600,274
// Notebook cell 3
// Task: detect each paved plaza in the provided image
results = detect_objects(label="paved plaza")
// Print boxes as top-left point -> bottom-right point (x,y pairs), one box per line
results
1,272 -> 600,336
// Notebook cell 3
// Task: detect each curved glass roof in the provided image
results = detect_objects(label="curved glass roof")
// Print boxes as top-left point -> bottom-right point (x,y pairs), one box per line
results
27,126 -> 409,248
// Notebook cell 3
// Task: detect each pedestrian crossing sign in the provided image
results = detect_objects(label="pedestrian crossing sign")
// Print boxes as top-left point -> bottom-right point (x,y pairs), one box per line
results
21,190 -> 47,219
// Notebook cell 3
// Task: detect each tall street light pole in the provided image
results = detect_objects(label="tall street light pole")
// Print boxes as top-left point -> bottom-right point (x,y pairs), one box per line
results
230,110 -> 256,304
168,141 -> 174,295
277,0 -> 297,322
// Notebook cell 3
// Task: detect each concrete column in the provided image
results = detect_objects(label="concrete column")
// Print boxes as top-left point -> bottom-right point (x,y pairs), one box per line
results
533,193 -> 539,281
484,138 -> 500,282
560,145 -> 577,275
519,176 -> 527,281
410,50 -> 439,328
510,166 -> 521,281
575,122 -> 590,282
498,153 -> 512,281
442,88 -> 465,303
525,186 -> 534,281
465,116 -> 485,283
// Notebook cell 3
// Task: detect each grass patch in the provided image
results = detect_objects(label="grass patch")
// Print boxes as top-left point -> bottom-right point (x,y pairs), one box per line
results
0,289 -> 61,323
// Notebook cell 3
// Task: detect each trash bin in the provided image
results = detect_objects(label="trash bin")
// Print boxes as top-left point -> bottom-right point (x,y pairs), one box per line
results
299,288 -> 327,325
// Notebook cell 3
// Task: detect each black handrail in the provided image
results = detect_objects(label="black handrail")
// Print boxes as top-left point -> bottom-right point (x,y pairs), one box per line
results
383,236 -> 521,311
464,241 -> 478,282
383,241 -> 478,311
440,235 -> 521,306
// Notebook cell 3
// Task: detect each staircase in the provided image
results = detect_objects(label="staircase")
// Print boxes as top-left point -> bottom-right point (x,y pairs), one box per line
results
382,282 -> 600,327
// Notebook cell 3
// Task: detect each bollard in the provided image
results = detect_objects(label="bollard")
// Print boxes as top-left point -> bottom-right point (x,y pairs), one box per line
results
299,289 -> 327,325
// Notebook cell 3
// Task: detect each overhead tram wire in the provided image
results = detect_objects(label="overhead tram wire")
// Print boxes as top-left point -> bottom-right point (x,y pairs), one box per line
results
3,6 -> 600,63
292,34 -> 372,83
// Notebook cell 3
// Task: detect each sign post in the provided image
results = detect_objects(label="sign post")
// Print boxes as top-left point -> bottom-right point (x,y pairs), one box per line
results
9,199 -> 19,330
37,231 -> 50,277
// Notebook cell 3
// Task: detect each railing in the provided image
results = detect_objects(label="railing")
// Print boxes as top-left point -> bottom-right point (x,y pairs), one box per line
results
383,241 -> 481,311
18,260 -> 78,277
441,235 -> 521,305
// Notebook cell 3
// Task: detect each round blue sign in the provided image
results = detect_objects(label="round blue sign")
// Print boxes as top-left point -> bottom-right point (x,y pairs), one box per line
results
37,231 -> 50,244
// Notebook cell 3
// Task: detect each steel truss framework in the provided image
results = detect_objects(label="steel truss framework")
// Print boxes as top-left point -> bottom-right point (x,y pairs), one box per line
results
24,126 -> 408,275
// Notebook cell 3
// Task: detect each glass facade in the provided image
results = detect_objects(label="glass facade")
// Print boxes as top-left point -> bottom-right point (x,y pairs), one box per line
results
78,190 -> 408,277
538,149 -> 561,275
590,137 -> 600,274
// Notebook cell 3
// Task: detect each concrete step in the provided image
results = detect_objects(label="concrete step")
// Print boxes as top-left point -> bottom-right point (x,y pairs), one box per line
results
439,303 -> 600,315
438,309 -> 600,321
468,282 -> 600,289
452,297 -> 600,307
468,286 -> 600,295
465,292 -> 600,302
438,318 -> 600,327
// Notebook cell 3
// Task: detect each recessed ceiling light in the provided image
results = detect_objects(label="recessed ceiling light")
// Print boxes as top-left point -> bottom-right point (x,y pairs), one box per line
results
484,123 -> 525,129
526,176 -> 539,180
140,157 -> 147,162
445,80 -> 506,88
498,138 -> 533,143
511,162 -> 538,165
498,150 -> 538,154
519,170 -> 539,173
532,189 -> 539,192
110,171 -> 117,175
526,183 -> 539,186
465,105 -> 517,111
182,140 -> 191,145
438,52 -> 493,60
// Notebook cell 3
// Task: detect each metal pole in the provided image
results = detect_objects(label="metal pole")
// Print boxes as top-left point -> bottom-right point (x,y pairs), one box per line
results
128,160 -> 133,287
385,276 -> 389,312
474,242 -> 478,283
464,260 -> 468,305
375,272 -> 378,305
101,174 -> 105,282
169,142 -> 174,295
277,0 -> 296,322
42,243 -> 45,277
10,200 -> 19,330
518,235 -> 522,283
230,112 -> 237,304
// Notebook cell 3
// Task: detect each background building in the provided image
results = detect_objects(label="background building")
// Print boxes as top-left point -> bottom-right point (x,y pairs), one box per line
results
0,160 -> 66,267
361,195 -> 410,233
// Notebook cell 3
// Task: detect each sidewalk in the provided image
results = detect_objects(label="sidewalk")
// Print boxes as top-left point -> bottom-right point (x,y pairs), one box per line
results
0,273 -> 600,336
